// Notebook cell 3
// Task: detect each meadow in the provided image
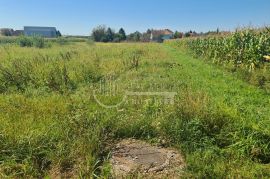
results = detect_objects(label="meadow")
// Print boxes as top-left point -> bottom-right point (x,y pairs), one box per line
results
0,36 -> 270,178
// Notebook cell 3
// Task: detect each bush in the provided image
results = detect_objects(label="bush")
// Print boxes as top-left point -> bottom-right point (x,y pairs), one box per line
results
17,36 -> 33,47
33,36 -> 45,48
17,36 -> 48,48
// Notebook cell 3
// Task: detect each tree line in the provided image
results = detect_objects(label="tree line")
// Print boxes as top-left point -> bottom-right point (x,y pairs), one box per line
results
91,25 -> 126,42
91,25 -> 221,43
91,26 -> 155,42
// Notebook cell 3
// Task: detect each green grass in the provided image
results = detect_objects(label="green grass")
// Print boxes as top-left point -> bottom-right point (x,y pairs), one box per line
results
0,41 -> 269,178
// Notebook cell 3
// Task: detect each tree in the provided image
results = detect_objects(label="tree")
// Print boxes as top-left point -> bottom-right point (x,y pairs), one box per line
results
0,28 -> 14,36
91,25 -> 107,42
184,30 -> 195,38
133,31 -> 141,41
56,30 -> 62,37
173,31 -> 183,39
141,32 -> 151,42
184,32 -> 191,37
127,31 -> 141,42
106,28 -> 115,42
118,28 -> 126,41
113,33 -> 121,42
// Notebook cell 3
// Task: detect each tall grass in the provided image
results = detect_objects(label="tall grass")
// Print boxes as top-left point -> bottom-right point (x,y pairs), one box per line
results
0,42 -> 270,178
0,36 -> 90,48
0,36 -> 17,44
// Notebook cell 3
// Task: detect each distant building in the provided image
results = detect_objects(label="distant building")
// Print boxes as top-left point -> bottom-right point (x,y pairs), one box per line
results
24,26 -> 57,38
150,29 -> 174,42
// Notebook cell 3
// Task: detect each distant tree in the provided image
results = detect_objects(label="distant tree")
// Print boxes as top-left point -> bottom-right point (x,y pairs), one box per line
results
56,30 -> 62,37
184,32 -> 191,37
134,31 -> 141,41
146,29 -> 152,34
92,26 -> 144,42
127,32 -> 134,41
106,28 -> 115,42
91,25 -> 107,42
127,34 -> 132,41
0,28 -> 14,36
141,32 -> 151,42
113,33 -> 121,42
173,31 -> 183,39
118,28 -> 126,41
128,31 -> 141,42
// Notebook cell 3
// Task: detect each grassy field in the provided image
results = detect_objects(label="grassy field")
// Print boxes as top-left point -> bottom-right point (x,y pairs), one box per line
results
0,40 -> 270,178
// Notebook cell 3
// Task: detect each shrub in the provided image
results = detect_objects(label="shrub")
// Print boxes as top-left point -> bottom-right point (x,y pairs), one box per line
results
17,36 -> 33,47
0,59 -> 35,92
17,36 -> 48,48
33,36 -> 45,48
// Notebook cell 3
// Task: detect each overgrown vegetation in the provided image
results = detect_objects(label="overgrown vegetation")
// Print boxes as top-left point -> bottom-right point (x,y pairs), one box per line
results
0,41 -> 270,178
0,35 -> 91,48
165,27 -> 270,91
0,36 -> 17,44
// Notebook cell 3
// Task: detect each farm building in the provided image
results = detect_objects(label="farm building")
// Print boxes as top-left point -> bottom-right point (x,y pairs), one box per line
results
150,29 -> 174,42
24,26 -> 57,38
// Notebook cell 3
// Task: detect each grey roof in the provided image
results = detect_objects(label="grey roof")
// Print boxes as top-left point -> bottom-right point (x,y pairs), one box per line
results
24,26 -> 56,30
24,26 -> 57,38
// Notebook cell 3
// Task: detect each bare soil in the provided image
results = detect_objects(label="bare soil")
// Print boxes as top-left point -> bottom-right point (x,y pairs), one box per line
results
110,139 -> 185,178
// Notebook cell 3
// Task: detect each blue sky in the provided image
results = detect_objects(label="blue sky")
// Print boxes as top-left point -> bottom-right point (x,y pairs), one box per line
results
0,0 -> 269,35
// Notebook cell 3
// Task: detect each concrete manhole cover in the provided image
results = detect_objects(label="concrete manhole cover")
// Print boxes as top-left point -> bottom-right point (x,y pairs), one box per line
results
110,139 -> 185,178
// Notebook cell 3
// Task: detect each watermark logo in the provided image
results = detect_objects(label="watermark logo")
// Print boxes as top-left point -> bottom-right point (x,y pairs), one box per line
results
92,76 -> 177,109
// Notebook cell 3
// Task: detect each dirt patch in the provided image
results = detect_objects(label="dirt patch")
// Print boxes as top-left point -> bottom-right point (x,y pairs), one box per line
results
110,139 -> 185,178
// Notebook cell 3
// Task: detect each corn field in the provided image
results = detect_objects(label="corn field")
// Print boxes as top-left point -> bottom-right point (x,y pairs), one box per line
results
166,28 -> 270,70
